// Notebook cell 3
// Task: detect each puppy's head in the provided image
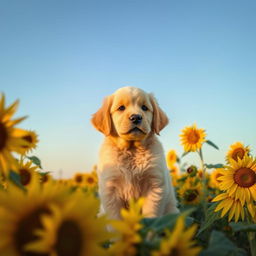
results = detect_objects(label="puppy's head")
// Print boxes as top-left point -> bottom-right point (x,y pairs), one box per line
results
91,87 -> 168,141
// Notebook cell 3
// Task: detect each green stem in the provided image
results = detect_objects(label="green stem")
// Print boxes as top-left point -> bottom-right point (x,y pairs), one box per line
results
248,232 -> 256,256
198,148 -> 208,220
246,209 -> 256,256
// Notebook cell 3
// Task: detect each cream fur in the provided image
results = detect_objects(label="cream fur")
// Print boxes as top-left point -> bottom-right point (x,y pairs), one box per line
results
92,86 -> 179,219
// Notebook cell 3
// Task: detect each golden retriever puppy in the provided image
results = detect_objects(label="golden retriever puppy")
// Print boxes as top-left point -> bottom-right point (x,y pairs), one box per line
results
91,86 -> 179,219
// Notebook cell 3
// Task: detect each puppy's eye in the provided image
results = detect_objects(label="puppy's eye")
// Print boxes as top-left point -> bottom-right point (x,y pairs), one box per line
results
118,105 -> 125,111
141,105 -> 148,111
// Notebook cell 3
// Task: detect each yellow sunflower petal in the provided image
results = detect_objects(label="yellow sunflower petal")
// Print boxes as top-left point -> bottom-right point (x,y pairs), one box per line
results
212,193 -> 228,202
228,204 -> 236,222
234,202 -> 241,222
220,198 -> 233,217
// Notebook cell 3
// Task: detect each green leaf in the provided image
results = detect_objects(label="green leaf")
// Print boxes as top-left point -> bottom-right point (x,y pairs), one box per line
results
229,222 -> 256,232
206,140 -> 219,150
137,239 -> 159,256
9,170 -> 26,191
205,163 -> 224,169
141,209 -> 195,234
27,156 -> 42,169
200,230 -> 247,256
197,203 -> 221,235
141,213 -> 179,234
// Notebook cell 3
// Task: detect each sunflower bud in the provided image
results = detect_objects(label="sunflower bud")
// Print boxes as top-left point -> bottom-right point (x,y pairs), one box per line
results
187,166 -> 197,177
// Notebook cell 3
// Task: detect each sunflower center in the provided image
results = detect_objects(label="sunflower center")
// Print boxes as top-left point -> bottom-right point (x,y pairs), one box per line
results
75,175 -> 83,183
0,122 -> 8,151
187,167 -> 193,174
87,177 -> 95,184
55,220 -> 83,256
187,130 -> 200,144
185,189 -> 199,202
169,247 -> 181,256
169,155 -> 175,162
15,207 -> 50,256
19,169 -> 31,186
232,148 -> 245,161
41,174 -> 49,183
234,168 -> 256,188
23,135 -> 33,143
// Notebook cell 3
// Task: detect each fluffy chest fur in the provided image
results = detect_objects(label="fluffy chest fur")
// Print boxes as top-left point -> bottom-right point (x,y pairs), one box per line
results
98,136 -> 163,202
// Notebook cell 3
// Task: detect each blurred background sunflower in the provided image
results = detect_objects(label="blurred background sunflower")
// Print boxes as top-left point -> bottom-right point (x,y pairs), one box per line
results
0,94 -> 36,176
226,142 -> 250,163
178,178 -> 203,205
166,149 -> 178,170
209,168 -> 223,189
14,159 -> 40,188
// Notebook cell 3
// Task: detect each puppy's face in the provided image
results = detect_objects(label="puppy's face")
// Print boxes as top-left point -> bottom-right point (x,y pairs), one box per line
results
110,87 -> 153,141
91,86 -> 168,143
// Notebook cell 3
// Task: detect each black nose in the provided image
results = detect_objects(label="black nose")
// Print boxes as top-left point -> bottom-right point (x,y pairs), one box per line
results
129,114 -> 142,125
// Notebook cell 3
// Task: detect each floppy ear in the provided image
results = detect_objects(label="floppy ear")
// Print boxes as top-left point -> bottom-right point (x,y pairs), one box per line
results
149,94 -> 169,135
91,95 -> 113,136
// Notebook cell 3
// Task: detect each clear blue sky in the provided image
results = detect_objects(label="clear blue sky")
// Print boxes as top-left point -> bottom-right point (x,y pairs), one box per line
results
1,0 -> 256,178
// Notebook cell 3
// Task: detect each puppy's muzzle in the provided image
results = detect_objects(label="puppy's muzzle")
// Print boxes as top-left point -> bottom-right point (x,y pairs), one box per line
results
129,114 -> 142,125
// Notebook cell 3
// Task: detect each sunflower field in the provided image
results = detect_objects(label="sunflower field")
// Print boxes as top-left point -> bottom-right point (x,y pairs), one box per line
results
0,94 -> 256,256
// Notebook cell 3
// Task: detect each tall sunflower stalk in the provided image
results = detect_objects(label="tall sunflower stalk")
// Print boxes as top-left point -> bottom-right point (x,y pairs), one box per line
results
198,148 -> 208,218
248,233 -> 256,256
246,210 -> 256,256
180,124 -> 208,218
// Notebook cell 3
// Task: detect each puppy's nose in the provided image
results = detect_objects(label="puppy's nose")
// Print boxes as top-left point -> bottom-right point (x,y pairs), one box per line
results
129,114 -> 142,125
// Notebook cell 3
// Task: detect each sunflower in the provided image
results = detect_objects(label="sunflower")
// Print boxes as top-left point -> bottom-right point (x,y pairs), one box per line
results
209,168 -> 224,189
178,179 -> 202,205
166,150 -> 177,170
13,129 -> 38,155
39,172 -> 52,184
25,192 -> 110,256
212,193 -> 245,222
0,94 -> 37,175
217,155 -> 256,205
57,178 -> 71,187
0,181 -> 68,255
14,159 -> 40,188
84,173 -> 98,188
180,124 -> 206,152
72,172 -> 86,187
109,198 -> 144,256
226,142 -> 250,163
151,215 -> 201,256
